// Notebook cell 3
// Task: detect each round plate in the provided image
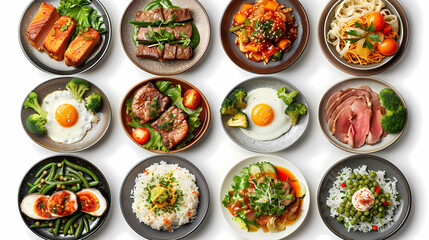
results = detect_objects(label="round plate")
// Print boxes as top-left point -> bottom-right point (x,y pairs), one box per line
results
220,0 -> 309,74
120,155 -> 209,240
21,77 -> 112,152
220,155 -> 310,240
318,0 -> 409,76
120,76 -> 211,153
318,77 -> 407,154
120,0 -> 211,75
18,0 -> 112,75
18,155 -> 111,240
220,76 -> 309,153
317,154 -> 411,240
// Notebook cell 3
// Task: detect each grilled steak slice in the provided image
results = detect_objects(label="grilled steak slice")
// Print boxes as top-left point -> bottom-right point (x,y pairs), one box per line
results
172,22 -> 193,39
136,44 -> 164,61
132,82 -> 171,124
163,8 -> 192,22
136,7 -> 164,22
26,2 -> 59,51
163,43 -> 177,60
151,106 -> 189,149
176,45 -> 193,60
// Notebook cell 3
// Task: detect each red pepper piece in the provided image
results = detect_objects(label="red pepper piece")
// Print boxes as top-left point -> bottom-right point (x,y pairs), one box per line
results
383,201 -> 389,206
375,186 -> 380,194
372,225 -> 378,231
341,182 -> 346,188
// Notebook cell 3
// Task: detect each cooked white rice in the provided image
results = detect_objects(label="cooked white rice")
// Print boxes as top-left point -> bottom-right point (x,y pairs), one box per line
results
326,165 -> 400,232
131,161 -> 199,231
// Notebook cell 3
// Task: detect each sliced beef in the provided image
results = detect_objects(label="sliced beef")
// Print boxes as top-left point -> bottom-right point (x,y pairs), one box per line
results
325,88 -> 372,122
137,27 -> 150,41
136,7 -> 164,22
328,96 -> 359,131
136,44 -> 164,61
163,8 -> 192,22
332,105 -> 353,143
163,43 -> 177,60
325,88 -> 353,117
151,106 -> 189,149
349,98 -> 371,148
132,82 -> 171,124
176,45 -> 193,60
358,86 -> 386,145
172,22 -> 193,39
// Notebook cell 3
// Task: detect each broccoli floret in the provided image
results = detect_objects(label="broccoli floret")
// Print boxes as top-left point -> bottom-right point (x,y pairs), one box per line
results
379,88 -> 402,111
227,111 -> 249,128
24,92 -> 47,118
381,106 -> 407,133
220,89 -> 247,115
26,114 -> 47,135
66,78 -> 90,102
285,102 -> 307,125
278,87 -> 298,105
85,93 -> 103,113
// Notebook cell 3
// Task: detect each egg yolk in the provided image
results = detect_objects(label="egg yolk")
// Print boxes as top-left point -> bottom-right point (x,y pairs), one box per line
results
55,104 -> 78,127
251,104 -> 274,126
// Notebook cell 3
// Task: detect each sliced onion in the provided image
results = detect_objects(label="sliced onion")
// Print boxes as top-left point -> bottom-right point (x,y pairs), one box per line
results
267,216 -> 287,232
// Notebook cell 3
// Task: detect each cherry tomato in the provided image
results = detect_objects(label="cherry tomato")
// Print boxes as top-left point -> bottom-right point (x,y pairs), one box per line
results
366,12 -> 385,31
377,38 -> 398,56
183,89 -> 201,110
132,127 -> 149,144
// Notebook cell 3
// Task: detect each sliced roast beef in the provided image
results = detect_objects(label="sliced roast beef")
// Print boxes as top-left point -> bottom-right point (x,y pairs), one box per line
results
163,43 -> 177,60
325,88 -> 353,117
328,95 -> 359,131
325,88 -> 372,121
163,8 -> 192,22
176,45 -> 193,60
172,22 -> 193,39
349,98 -> 371,148
136,7 -> 164,22
151,106 -> 189,149
136,44 -> 164,61
132,82 -> 171,124
332,105 -> 353,143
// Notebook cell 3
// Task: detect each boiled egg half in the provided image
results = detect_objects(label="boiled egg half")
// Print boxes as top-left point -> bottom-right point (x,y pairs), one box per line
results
77,188 -> 107,216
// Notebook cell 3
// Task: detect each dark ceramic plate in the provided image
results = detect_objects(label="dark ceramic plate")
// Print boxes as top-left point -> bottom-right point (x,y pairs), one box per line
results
120,0 -> 211,75
318,77 -> 407,154
318,0 -> 409,76
220,0 -> 309,74
120,77 -> 211,153
21,77 -> 112,152
120,155 -> 209,240
220,76 -> 309,153
19,0 -> 112,75
317,154 -> 411,240
18,155 -> 111,240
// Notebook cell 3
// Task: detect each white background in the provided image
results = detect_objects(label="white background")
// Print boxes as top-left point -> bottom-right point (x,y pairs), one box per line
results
2,0 -> 428,239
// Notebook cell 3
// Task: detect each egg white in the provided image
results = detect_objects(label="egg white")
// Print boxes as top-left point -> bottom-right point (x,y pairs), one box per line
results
42,90 -> 95,144
241,88 -> 292,141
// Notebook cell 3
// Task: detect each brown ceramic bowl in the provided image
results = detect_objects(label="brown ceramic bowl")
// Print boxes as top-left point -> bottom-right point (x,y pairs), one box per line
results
120,77 -> 211,153
220,0 -> 309,74
318,77 -> 407,154
21,77 -> 112,152
120,0 -> 211,75
318,0 -> 409,76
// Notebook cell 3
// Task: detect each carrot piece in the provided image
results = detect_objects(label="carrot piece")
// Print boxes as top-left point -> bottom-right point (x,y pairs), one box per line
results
240,4 -> 253,16
246,44 -> 259,53
278,38 -> 291,51
234,12 -> 246,24
249,52 -> 263,62
264,1 -> 279,12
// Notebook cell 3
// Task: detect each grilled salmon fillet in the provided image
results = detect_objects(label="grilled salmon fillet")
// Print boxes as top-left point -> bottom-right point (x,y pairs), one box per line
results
26,2 -> 59,51
151,106 -> 189,149
65,27 -> 101,67
43,16 -> 76,61
132,82 -> 171,124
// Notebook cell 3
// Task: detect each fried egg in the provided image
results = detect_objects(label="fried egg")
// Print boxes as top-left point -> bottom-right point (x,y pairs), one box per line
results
42,90 -> 96,144
241,88 -> 292,140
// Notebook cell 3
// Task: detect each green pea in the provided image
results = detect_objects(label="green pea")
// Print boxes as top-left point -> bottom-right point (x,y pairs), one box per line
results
357,211 -> 362,217
374,193 -> 379,198
377,212 -> 383,218
372,209 -> 378,215
353,186 -> 358,191
357,174 -> 362,180
380,198 -> 386,203
378,206 -> 384,212
350,210 -> 356,216
363,174 -> 368,180
347,180 -> 353,185
347,185 -> 353,189
358,185 -> 363,189
359,180 -> 364,185
337,207 -> 345,214
373,181 -> 378,187
364,185 -> 369,189
345,212 -> 350,217
350,174 -> 356,179
370,172 -> 377,178
364,179 -> 370,184
353,182 -> 358,186
337,216 -> 344,222
364,211 -> 370,216
384,193 -> 391,198
371,187 -> 375,192
350,219 -> 357,225
375,199 -> 379,205
360,215 -> 366,221
340,202 -> 346,208
388,201 -> 393,206
345,203 -> 351,209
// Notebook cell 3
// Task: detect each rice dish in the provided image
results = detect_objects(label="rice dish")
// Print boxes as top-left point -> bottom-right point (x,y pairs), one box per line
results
326,165 -> 400,232
131,161 -> 199,231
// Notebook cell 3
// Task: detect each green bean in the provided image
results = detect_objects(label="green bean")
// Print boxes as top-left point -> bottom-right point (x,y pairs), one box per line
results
75,219 -> 84,238
46,179 -> 81,186
83,217 -> 89,232
64,159 -> 99,182
36,163 -> 56,177
241,28 -> 249,43
53,219 -> 61,235
45,165 -> 57,182
30,223 -> 50,228
27,182 -> 34,188
29,184 -> 39,194
54,173 -> 60,180
41,183 -> 56,195
64,213 -> 83,235
67,168 -> 90,189
33,174 -> 45,186
89,181 -> 99,187
69,225 -> 75,235
229,24 -> 245,32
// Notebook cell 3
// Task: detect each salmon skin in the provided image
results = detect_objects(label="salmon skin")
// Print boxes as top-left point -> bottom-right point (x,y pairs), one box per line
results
65,27 -> 101,67
43,15 -> 76,61
26,2 -> 59,51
